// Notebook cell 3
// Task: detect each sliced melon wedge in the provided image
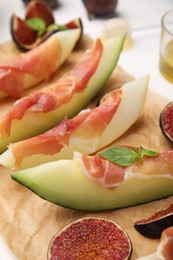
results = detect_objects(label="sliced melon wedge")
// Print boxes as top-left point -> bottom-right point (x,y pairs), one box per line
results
0,76 -> 148,169
11,150 -> 173,211
0,34 -> 125,153
0,29 -> 81,99
97,76 -> 149,149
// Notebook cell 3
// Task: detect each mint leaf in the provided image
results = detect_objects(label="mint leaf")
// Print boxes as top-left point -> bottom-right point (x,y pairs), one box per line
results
139,146 -> 160,157
47,24 -> 68,32
99,146 -> 160,167
99,146 -> 138,166
26,18 -> 46,35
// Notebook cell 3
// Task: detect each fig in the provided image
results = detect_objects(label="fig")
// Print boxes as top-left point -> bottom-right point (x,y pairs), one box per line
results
160,101 -> 173,143
10,14 -> 41,51
25,0 -> 55,26
48,217 -> 132,260
82,0 -> 118,16
46,18 -> 83,40
134,203 -> 173,239
65,18 -> 83,45
22,0 -> 59,9
65,17 -> 83,30
40,18 -> 83,46
11,0 -> 83,51
11,0 -> 54,50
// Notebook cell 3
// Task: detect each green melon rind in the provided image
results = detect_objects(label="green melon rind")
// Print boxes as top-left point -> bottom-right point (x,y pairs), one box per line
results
0,75 -> 148,170
11,159 -> 173,211
0,34 -> 125,153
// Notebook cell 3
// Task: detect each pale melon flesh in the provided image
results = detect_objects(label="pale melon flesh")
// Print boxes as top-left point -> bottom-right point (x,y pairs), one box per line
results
11,158 -> 173,211
0,29 -> 81,99
0,34 -> 125,153
0,76 -> 148,169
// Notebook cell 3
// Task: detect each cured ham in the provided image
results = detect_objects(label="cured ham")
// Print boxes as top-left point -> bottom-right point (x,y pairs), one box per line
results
0,76 -> 149,169
11,147 -> 173,211
78,153 -> 125,189
0,38 -> 102,137
158,226 -> 173,260
77,149 -> 173,189
0,29 -> 81,98
138,226 -> 173,259
0,34 -> 126,153
0,89 -> 122,168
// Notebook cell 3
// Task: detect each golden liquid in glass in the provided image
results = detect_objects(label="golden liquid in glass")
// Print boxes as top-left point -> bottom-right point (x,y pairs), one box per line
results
123,36 -> 133,51
160,40 -> 173,82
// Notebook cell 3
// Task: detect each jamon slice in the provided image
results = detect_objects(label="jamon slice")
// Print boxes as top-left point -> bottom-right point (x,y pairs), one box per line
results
0,76 -> 148,169
11,147 -> 173,211
0,29 -> 81,99
138,226 -> 173,259
0,34 -> 125,153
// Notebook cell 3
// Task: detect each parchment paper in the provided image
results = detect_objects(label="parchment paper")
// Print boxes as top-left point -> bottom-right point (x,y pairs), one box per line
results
0,35 -> 173,260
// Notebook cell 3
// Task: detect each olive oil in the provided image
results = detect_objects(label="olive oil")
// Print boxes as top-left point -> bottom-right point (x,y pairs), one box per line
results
160,40 -> 173,82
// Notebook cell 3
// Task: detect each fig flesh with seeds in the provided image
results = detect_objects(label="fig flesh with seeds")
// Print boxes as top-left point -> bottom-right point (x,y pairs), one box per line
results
25,0 -> 55,26
160,101 -> 173,143
11,14 -> 41,51
11,0 -> 54,50
45,18 -> 83,45
48,217 -> 132,260
134,203 -> 173,239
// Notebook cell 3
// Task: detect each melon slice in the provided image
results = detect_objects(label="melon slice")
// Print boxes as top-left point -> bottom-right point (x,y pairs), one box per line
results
0,34 -> 125,153
11,148 -> 173,211
0,76 -> 148,169
0,29 -> 81,99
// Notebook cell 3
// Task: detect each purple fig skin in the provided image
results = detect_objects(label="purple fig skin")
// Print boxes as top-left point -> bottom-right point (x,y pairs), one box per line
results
82,0 -> 118,16
134,204 -> 173,239
25,0 -> 55,26
22,0 -> 59,9
160,101 -> 173,144
10,14 -> 39,51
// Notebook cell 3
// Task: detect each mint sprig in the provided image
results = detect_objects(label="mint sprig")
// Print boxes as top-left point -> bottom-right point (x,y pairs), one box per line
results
26,18 -> 68,36
26,18 -> 46,36
99,146 -> 159,166
47,24 -> 68,32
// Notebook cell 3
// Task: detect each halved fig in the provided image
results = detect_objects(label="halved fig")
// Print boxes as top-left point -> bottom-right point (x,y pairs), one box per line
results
11,0 -> 83,50
134,203 -> 173,239
25,0 -> 55,26
48,217 -> 132,259
160,101 -> 173,144
82,0 -> 118,16
65,17 -> 83,30
65,18 -> 83,44
22,0 -> 59,9
46,18 -> 83,44
11,5 -> 83,51
11,0 -> 54,50
10,14 -> 41,51
46,18 -> 83,33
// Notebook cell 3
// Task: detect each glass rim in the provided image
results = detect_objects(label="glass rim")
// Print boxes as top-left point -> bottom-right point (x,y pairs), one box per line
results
162,9 -> 173,37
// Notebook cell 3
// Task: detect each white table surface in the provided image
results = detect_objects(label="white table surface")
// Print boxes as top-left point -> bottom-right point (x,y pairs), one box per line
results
1,0 -> 173,101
